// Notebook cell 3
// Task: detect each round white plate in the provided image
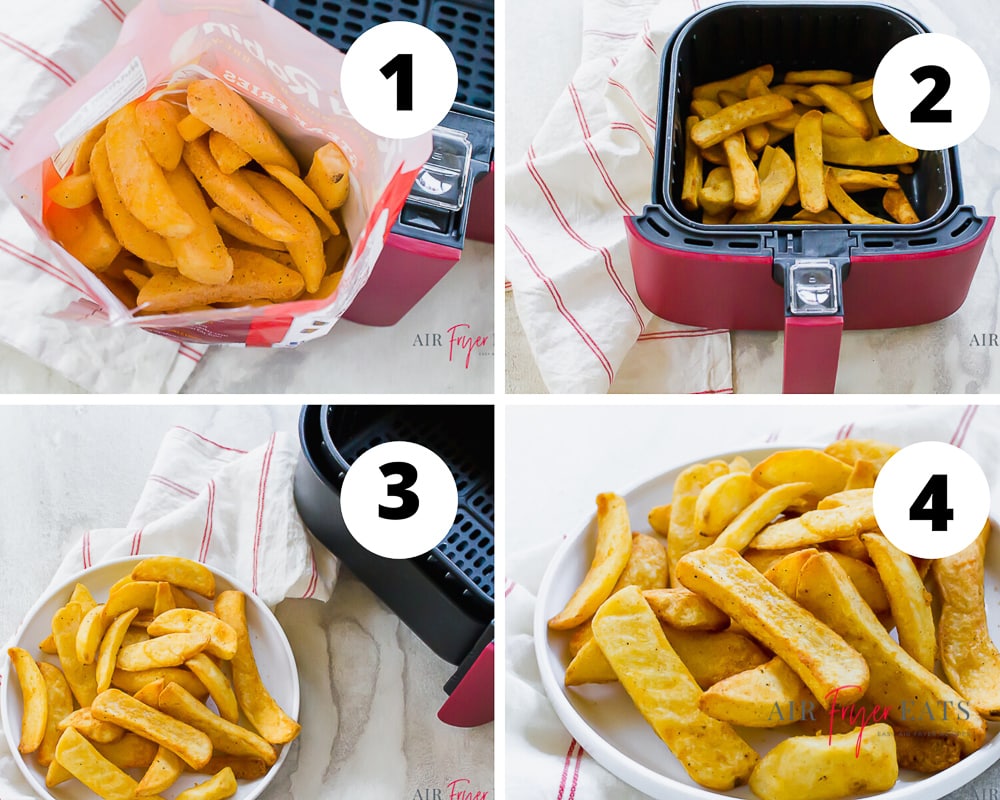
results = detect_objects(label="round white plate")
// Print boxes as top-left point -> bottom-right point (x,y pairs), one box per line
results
2,556 -> 300,800
535,446 -> 1000,800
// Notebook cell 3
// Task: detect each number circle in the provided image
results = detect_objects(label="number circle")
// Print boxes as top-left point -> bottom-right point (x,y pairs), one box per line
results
340,21 -> 458,139
873,33 -> 990,150
339,440 -> 458,559
872,441 -> 990,559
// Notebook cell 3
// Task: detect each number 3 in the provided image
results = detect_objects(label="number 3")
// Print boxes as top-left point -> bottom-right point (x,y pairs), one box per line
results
379,461 -> 419,520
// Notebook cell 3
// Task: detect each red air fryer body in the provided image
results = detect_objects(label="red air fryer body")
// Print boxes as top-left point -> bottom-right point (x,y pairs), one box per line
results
629,1 -> 993,392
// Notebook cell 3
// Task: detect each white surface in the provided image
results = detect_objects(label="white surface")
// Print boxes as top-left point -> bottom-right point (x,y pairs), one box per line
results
0,406 -> 494,799
505,0 -> 1000,394
506,405 -> 1000,799
2,557 -> 300,800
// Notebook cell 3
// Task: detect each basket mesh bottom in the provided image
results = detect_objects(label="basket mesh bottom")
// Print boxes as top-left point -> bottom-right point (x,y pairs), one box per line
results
270,0 -> 494,111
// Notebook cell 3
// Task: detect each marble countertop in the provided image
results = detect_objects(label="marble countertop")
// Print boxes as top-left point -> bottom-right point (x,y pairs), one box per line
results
507,404 -> 1000,798
0,405 -> 494,798
505,0 -> 1000,394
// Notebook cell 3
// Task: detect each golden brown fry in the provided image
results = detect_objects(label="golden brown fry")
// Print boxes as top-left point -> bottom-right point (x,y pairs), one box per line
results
712,481 -> 812,552
76,602 -> 110,665
784,70 -> 852,85
723,133 -> 761,210
39,634 -> 58,655
92,688 -> 212,769
177,114 -> 211,142
105,104 -> 194,238
304,142 -> 351,210
825,168 -> 892,224
681,116 -> 702,212
666,461 -> 730,585
163,162 -> 234,285
592,586 -> 758,790
695,472 -> 759,537
210,206 -> 287,250
793,110 -> 826,213
549,493 -> 632,628
693,65 -> 774,102
118,631 -> 210,671
153,581 -> 175,618
244,171 -> 327,294
182,137 -> 299,243
700,657 -> 814,727
731,146 -> 796,224
53,601 -> 99,707
893,731 -> 962,773
690,98 -> 722,119
136,746 -> 185,797
96,607 -> 139,693
215,590 -> 302,744
791,209 -> 842,224
845,459 -> 877,490
58,707 -> 125,743
73,121 -> 108,176
149,608 -> 237,661
36,662 -> 73,766
53,727 -> 158,800
46,732 -> 159,787
933,524 -> 1000,719
749,725 -> 897,800
822,134 -> 918,166
753,449 -> 850,502
809,84 -> 872,138
187,79 -> 299,174
661,626 -> 770,689
208,130 -> 252,174
845,78 -> 874,100
48,173 -> 97,209
796,552 -> 985,752
46,201 -> 122,273
676,548 -> 869,708
134,557 -> 216,598
762,548 -> 817,597
264,164 -> 342,236
159,681 -> 277,765
135,100 -> 186,171
196,755 -> 269,781
8,647 -> 47,754
691,95 -> 793,149
822,112 -> 862,138
828,552 -> 889,613
698,166 -> 735,216
883,188 -> 919,224
133,677 -> 167,708
824,439 -> 899,471
111,667 -> 208,699
185,653 -> 240,723
642,588 -> 729,631
176,766 -> 238,800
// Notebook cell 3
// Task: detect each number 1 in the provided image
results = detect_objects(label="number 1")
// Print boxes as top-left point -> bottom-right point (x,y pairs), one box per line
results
380,53 -> 414,111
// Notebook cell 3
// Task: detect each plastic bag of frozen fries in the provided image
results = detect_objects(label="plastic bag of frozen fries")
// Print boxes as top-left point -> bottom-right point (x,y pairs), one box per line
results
2,0 -> 431,347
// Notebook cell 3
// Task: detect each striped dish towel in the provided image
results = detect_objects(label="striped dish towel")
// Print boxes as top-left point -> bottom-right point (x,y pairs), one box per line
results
506,405 -> 997,797
44,425 -> 338,608
0,0 -> 205,392
506,0 -> 734,394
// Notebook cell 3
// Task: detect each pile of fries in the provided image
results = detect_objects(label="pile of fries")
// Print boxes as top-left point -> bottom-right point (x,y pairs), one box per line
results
680,65 -> 921,226
45,79 -> 351,315
8,556 -> 300,800
550,441 -> 1000,800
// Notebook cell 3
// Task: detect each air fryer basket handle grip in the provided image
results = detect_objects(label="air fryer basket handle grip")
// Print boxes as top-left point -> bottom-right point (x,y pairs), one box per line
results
783,316 -> 843,393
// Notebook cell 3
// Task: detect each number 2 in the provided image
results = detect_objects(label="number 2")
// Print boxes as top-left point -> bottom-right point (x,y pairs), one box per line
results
378,461 -> 419,520
909,473 -> 954,531
910,64 -> 952,123
380,53 -> 414,111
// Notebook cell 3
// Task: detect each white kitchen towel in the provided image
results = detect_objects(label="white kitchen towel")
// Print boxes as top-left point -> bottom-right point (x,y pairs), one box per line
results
0,0 -> 206,393
506,404 -> 999,798
506,0 -> 734,394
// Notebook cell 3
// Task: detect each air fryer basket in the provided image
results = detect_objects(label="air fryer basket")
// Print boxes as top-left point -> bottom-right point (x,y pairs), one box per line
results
295,405 -> 493,665
658,2 -> 955,230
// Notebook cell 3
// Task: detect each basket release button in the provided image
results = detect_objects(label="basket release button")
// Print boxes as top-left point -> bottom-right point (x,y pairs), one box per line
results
786,260 -> 841,316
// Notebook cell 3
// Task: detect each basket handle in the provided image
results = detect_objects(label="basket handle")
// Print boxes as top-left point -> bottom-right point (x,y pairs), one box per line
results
783,316 -> 843,393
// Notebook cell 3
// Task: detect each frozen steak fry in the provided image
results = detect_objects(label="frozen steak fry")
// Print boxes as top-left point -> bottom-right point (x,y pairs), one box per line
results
8,647 -> 46,754
53,727 -> 163,800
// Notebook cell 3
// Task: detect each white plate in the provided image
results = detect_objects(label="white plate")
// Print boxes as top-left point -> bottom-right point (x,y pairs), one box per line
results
535,446 -> 1000,800
2,556 -> 300,800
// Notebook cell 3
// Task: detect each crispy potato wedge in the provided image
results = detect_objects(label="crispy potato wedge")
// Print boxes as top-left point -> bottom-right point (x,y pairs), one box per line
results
825,168 -> 892,224
135,100 -> 186,171
564,637 -> 616,685
730,145 -> 795,224
821,112 -> 862,138
809,84 -> 872,138
53,602 -> 99,707
793,110 -> 826,213
933,524 -> 1000,719
796,552 -> 986,753
73,121 -> 108,176
549,493 -> 632,629
54,727 -> 160,800
263,164 -> 342,236
883,188 -> 919,224
46,201 -> 122,273
661,626 -> 770,689
46,732 -> 159,787
692,96 -> 793,149
681,116 -> 703,211
132,556 -> 216,598
163,162 -> 234,285
153,582 -> 176,618
700,657 -> 814,727
698,166 -> 735,216
723,133 -> 760,210
36,662 -> 73,766
695,472 -> 760,537
210,206 -> 287,250
828,552 -> 889,613
176,766 -> 238,800
762,548 -> 817,597
117,632 -> 210,671
92,688 -> 212,769
642,588 -> 729,631
96,608 -> 140,693
752,449 -> 850,502
830,167 -> 899,193
751,499 -> 876,550
676,548 -> 868,707
187,79 -> 299,174
845,459 -> 877,490
105,104 -> 194,238
822,134 -> 918,166
667,461 -> 731,585
136,746 -> 185,797
58,707 -> 125,743
691,98 -> 722,119
133,677 -> 167,708
186,653 -> 240,723
304,142 -> 351,210
48,173 -> 98,209
712,481 -> 812,552
8,647 -> 47,754
592,586 -> 758,789
893,730 -> 962,773
149,609 -> 237,661
215,590 -> 301,744
784,70 -> 852,85
790,208 -> 842,224
749,725 -> 897,800
208,130 -> 252,175
159,681 -> 277,765
76,603 -> 110,665
611,533 -> 668,593
825,439 -> 899,472
39,634 -> 58,655
862,533 -> 934,669
177,114 -> 211,142
693,65 -> 775,102
196,755 -> 268,781
111,667 -> 208,700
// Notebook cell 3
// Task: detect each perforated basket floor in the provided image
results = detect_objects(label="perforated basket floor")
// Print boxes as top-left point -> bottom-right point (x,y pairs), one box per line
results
268,0 -> 494,111
328,407 -> 494,614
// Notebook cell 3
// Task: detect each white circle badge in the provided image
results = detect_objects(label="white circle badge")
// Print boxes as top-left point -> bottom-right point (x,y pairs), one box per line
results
340,441 -> 458,559
340,21 -> 458,139
872,441 -> 990,559
873,33 -> 990,150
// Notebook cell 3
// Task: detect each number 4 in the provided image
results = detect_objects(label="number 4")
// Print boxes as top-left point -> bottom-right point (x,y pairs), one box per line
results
909,473 -> 954,531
